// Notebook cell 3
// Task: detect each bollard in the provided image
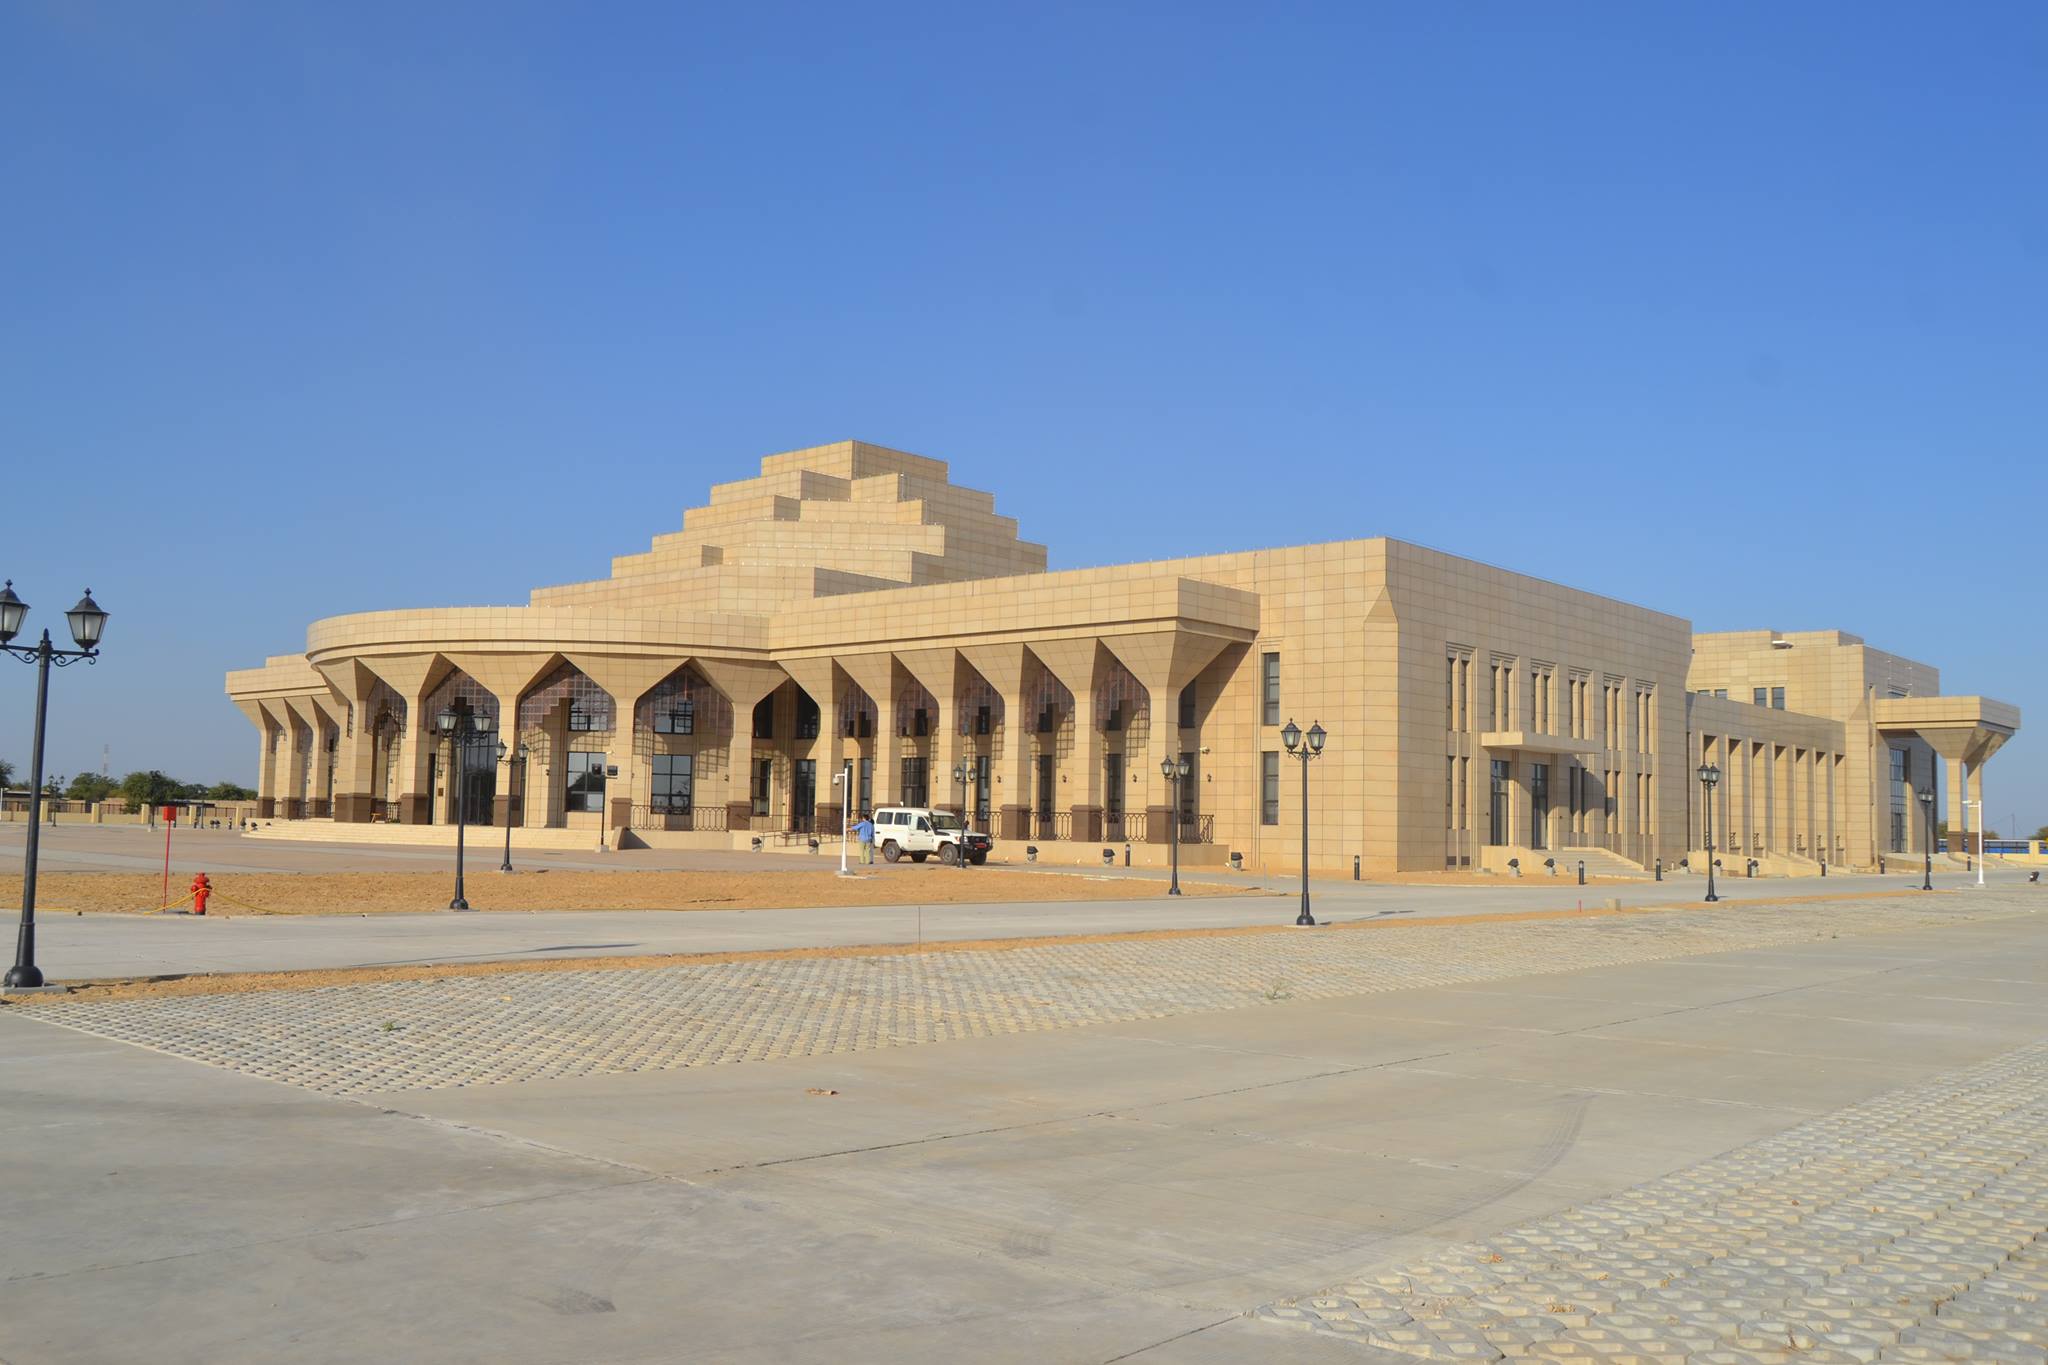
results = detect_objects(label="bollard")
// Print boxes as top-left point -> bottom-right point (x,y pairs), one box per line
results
1655,859 -> 1663,881
1124,842 -> 1131,867
1820,860 -> 1827,877
808,837 -> 819,854
1577,860 -> 1585,885
1353,855 -> 1360,880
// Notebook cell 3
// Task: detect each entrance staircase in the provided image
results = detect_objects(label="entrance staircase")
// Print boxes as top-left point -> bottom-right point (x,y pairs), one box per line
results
1478,845 -> 1648,879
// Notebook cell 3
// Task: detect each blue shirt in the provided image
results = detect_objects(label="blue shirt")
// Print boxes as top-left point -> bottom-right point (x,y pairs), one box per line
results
854,819 -> 874,844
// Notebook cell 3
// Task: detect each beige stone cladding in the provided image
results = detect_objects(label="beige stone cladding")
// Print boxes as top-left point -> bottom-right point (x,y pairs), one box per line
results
224,439 -> 2019,874
1687,630 -> 2016,865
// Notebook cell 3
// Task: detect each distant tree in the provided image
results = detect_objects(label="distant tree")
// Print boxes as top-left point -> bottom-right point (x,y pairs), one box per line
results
0,758 -> 15,788
66,773 -> 118,803
119,769 -> 181,810
203,781 -> 257,801
2035,825 -> 2048,844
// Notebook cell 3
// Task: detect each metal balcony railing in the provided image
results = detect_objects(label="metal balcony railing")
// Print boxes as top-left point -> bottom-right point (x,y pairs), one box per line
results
630,803 -> 728,832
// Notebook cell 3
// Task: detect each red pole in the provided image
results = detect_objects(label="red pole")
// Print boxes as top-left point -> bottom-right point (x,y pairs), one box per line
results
162,811 -> 171,907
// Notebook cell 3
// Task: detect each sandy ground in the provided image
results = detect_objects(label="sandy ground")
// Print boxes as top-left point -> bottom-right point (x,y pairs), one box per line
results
3,867 -> 1253,917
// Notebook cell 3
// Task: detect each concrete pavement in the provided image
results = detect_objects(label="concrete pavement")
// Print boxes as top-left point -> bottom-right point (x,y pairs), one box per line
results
1,892 -> 2044,1363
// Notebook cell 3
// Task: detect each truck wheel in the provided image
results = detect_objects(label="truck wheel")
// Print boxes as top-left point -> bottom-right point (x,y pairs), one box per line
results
969,851 -> 988,865
939,843 -> 960,866
881,840 -> 901,863
910,852 -> 928,863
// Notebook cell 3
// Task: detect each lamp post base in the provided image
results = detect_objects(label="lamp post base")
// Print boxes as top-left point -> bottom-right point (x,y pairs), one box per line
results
449,897 -> 471,911
1294,909 -> 1315,926
4,964 -> 46,989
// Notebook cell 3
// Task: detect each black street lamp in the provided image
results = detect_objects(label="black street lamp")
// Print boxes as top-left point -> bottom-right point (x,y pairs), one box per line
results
952,759 -> 972,869
1697,761 -> 1721,903
1919,788 -> 1935,891
436,705 -> 502,911
2,583 -> 108,989
1159,754 -> 1190,896
1281,718 -> 1327,926
500,740 -> 528,873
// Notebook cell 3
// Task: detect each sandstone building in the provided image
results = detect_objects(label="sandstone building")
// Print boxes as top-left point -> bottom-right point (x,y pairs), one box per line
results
226,441 -> 2018,874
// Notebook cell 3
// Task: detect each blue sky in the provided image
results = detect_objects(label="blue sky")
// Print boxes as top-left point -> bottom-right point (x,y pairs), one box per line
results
2,2 -> 2043,831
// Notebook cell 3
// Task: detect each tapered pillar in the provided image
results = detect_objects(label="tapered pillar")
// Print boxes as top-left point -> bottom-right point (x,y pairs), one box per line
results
695,659 -> 788,833
961,644 -> 1035,842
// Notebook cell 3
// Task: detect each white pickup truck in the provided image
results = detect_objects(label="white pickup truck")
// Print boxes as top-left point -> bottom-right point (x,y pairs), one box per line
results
871,806 -> 993,865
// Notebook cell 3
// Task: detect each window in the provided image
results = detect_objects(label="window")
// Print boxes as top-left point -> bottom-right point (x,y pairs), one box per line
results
752,758 -> 772,816
1753,687 -> 1768,707
858,758 -> 872,813
1104,752 -> 1123,818
566,752 -> 607,813
796,694 -> 820,739
909,706 -> 930,738
567,706 -> 601,732
654,699 -> 695,735
1714,689 -> 1727,699
1036,702 -> 1059,733
1261,653 -> 1280,725
752,696 -> 775,739
1530,763 -> 1549,848
1261,751 -> 1280,824
900,757 -> 928,807
1104,701 -> 1124,732
1179,682 -> 1197,730
650,753 -> 693,814
974,704 -> 991,735
792,759 -> 815,822
1489,759 -> 1509,845
1770,686 -> 1785,711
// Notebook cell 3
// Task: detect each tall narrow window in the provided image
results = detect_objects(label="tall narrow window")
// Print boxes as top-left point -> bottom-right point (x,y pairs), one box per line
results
1261,751 -> 1280,824
796,693 -> 820,739
1104,752 -> 1123,818
1179,682 -> 1197,730
1753,687 -> 1768,707
1261,653 -> 1281,726
566,752 -> 607,813
1771,686 -> 1785,711
752,695 -> 775,740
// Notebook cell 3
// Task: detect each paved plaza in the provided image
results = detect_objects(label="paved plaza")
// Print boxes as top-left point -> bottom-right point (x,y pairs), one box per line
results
2,884 -> 2045,1364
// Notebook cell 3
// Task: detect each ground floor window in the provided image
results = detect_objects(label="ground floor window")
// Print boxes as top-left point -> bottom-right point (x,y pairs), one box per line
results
859,758 -> 873,814
651,753 -> 693,814
1104,752 -> 1123,818
901,757 -> 929,807
1261,752 -> 1280,825
974,754 -> 990,827
1489,759 -> 1509,845
793,759 -> 816,827
752,758 -> 772,817
1530,763 -> 1549,849
566,751 -> 606,813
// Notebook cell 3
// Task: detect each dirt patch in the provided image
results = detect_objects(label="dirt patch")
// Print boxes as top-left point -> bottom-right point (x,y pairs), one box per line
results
2,867 -> 1255,917
3,888 -> 1955,1007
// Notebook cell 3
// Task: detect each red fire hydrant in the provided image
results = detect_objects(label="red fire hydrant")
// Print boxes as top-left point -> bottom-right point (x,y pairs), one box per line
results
190,872 -> 212,917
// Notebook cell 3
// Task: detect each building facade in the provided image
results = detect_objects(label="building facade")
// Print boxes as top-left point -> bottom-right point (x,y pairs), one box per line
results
226,441 -> 2018,874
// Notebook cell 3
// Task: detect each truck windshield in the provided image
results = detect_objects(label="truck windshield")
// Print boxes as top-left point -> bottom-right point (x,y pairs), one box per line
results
931,813 -> 964,832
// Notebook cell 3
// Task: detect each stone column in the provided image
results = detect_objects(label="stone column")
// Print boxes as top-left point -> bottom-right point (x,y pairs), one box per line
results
1947,753 -> 1965,858
695,659 -> 787,834
961,644 -> 1034,843
838,655 -> 900,813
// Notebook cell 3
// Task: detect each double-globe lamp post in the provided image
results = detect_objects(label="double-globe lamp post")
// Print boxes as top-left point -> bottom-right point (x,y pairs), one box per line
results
1281,719 -> 1326,926
1160,754 -> 1190,896
1,582 -> 110,989
435,706 -> 503,911
1697,762 -> 1721,903
1920,788 -> 1935,891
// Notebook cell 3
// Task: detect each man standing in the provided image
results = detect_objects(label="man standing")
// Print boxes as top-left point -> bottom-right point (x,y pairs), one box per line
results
854,811 -> 875,866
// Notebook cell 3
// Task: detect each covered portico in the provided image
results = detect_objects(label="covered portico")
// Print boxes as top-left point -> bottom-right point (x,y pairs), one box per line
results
1874,695 -> 2019,856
